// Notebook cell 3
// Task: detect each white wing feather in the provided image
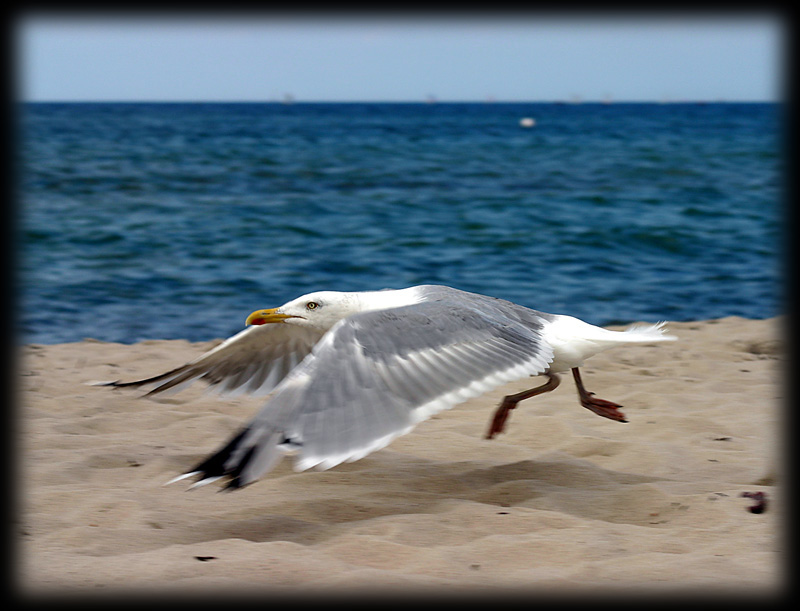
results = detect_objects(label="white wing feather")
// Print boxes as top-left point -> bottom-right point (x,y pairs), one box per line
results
181,301 -> 554,489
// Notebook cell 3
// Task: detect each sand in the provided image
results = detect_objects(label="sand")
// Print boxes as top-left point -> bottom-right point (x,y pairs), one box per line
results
15,316 -> 785,598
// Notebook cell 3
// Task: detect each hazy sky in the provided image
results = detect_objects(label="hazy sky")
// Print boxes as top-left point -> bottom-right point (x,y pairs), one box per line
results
17,13 -> 783,102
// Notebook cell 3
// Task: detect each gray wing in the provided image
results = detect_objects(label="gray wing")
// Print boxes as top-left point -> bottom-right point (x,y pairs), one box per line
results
100,323 -> 324,397
179,300 -> 554,489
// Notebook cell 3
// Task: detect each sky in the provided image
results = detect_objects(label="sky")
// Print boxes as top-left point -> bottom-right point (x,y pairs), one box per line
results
16,13 -> 783,102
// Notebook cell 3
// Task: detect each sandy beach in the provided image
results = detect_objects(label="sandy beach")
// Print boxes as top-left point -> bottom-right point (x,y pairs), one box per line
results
16,316 -> 785,598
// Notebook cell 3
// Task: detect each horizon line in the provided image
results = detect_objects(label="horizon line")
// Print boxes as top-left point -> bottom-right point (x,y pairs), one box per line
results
21,98 -> 779,104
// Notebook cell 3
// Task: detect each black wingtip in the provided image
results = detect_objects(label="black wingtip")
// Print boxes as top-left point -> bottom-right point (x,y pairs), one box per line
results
172,424 -> 279,491
92,378 -> 154,391
88,379 -> 123,388
171,426 -> 256,491
220,442 -> 259,491
190,428 -> 249,474
220,478 -> 244,492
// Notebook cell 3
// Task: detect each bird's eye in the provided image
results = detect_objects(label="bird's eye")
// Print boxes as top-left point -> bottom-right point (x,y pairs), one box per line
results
306,301 -> 319,310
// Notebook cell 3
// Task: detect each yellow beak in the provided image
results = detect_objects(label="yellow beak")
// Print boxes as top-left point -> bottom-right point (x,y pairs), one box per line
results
246,308 -> 296,326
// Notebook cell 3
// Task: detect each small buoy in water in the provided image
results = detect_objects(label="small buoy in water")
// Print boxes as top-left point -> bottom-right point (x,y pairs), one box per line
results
519,117 -> 535,127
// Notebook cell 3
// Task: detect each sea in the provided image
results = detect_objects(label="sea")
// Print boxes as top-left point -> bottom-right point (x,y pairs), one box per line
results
17,102 -> 783,345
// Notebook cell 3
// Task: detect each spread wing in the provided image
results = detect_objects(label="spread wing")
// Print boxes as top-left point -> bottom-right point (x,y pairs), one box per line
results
176,300 -> 555,489
100,323 -> 324,397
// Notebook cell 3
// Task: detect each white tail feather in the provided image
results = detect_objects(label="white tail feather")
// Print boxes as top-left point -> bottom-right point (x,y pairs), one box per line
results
542,316 -> 677,372
620,321 -> 677,342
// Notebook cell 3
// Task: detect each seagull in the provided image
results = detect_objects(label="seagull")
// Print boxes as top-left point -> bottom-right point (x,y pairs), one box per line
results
100,285 -> 676,490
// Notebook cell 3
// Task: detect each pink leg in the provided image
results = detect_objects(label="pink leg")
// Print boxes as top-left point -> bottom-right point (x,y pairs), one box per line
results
486,373 -> 560,439
572,367 -> 627,422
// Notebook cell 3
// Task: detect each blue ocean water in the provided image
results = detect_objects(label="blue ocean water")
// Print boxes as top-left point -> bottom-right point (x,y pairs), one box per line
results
18,102 -> 782,345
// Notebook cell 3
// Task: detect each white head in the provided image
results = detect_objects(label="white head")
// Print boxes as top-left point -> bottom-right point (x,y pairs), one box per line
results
245,291 -> 363,333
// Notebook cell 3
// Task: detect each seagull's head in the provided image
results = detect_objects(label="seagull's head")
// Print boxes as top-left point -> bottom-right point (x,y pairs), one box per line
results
246,291 -> 362,333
